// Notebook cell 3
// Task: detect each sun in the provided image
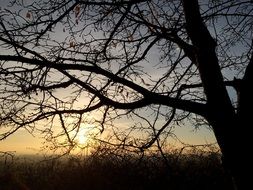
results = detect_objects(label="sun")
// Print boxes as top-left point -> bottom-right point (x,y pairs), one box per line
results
78,133 -> 87,145
77,129 -> 88,145
75,124 -> 100,147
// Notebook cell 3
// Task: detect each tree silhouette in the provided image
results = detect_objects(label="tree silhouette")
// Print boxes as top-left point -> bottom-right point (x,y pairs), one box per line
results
0,0 -> 252,189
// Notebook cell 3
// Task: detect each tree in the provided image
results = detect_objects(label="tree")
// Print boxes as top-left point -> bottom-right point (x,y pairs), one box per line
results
0,0 -> 252,189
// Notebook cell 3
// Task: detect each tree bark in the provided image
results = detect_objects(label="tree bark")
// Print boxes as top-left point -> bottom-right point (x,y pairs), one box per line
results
182,0 -> 250,189
234,50 -> 253,189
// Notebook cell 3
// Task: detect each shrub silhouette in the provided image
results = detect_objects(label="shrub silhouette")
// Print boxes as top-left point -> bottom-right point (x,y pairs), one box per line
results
0,171 -> 29,190
0,150 -> 234,190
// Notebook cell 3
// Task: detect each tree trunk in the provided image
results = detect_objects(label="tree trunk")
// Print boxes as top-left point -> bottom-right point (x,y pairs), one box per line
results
207,117 -> 246,190
231,50 -> 253,189
217,46 -> 253,190
182,0 -> 251,189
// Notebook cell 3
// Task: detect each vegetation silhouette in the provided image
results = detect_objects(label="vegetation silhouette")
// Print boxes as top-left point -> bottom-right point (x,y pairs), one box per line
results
0,0 -> 252,189
1,148 -> 233,190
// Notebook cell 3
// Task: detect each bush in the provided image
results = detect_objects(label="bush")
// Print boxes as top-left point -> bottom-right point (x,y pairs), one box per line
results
0,151 -> 233,190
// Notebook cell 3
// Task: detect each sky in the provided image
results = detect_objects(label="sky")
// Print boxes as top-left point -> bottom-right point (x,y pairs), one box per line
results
0,130 -> 43,154
0,0 -> 219,155
0,120 -> 217,155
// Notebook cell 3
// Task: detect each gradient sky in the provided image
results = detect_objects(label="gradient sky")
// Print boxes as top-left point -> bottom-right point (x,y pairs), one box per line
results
0,0 -> 218,155
0,122 -> 216,154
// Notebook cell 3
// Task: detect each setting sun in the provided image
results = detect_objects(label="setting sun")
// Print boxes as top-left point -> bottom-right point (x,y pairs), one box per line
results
75,124 -> 100,147
77,129 -> 88,145
78,135 -> 87,145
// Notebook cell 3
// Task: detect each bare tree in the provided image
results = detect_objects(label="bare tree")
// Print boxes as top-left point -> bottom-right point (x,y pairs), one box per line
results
0,0 -> 252,189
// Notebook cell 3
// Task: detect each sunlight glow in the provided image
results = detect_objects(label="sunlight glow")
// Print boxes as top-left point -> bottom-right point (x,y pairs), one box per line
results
77,128 -> 88,145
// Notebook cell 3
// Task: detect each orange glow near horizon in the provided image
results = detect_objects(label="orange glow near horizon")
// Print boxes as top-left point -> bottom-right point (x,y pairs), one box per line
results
0,118 -> 217,155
